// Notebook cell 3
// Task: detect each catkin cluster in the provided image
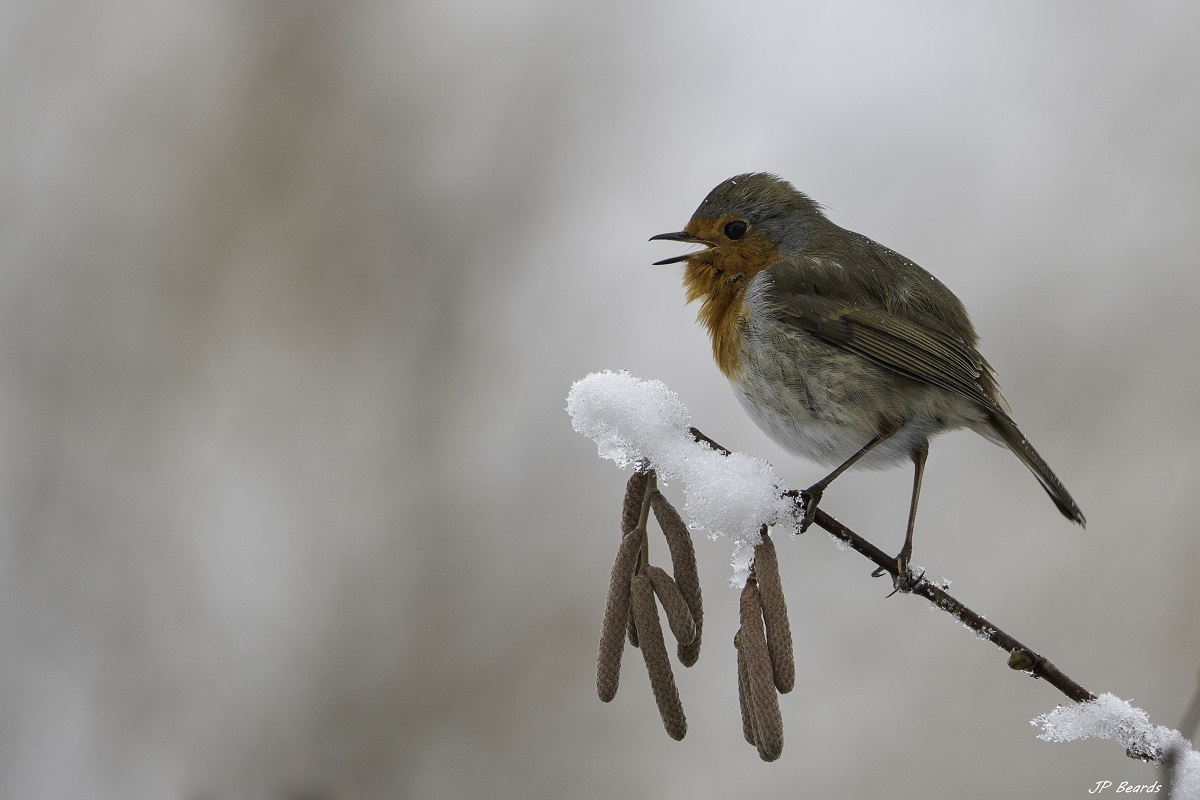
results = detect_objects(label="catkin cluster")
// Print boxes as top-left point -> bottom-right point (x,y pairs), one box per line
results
734,528 -> 795,761
597,469 -> 703,741
596,472 -> 795,760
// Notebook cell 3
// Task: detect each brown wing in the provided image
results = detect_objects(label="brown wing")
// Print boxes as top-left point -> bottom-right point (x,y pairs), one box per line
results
774,292 -> 1003,413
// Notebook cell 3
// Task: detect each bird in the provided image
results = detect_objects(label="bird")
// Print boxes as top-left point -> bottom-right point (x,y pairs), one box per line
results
651,173 -> 1084,582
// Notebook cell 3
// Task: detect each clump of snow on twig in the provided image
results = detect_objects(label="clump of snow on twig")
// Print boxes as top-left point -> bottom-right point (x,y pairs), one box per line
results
567,370 -> 794,586
1033,693 -> 1200,799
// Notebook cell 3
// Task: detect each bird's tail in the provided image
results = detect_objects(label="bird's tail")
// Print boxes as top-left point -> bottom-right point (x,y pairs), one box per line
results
986,410 -> 1086,527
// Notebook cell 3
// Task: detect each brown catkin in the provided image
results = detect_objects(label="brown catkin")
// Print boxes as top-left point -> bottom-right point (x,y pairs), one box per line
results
620,471 -> 650,647
630,574 -> 687,740
734,631 -> 756,746
650,491 -> 703,666
753,531 -> 795,694
626,603 -> 639,648
740,580 -> 784,761
621,470 -> 650,535
597,528 -> 642,702
645,565 -> 696,647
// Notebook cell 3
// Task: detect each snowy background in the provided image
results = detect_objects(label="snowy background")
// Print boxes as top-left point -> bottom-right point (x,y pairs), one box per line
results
2,1 -> 1198,798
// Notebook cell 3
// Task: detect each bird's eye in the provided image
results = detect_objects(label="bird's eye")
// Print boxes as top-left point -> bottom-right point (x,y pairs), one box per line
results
724,220 -> 748,240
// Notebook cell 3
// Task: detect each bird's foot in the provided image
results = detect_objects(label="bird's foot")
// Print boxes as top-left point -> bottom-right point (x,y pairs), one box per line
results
873,555 -> 923,596
798,487 -> 823,533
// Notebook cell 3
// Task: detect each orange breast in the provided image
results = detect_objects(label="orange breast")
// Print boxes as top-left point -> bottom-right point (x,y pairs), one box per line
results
684,265 -> 751,379
677,217 -> 780,380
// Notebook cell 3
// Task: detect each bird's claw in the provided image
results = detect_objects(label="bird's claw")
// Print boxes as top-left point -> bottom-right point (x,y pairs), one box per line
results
874,557 -> 924,596
887,561 -> 924,596
798,488 -> 822,533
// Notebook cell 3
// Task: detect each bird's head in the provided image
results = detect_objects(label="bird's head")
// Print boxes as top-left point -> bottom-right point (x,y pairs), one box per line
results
651,173 -> 825,302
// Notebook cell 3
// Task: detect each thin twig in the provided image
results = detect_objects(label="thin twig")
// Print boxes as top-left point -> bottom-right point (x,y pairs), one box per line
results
808,504 -> 1095,704
621,470 -> 649,535
636,470 -> 654,573
689,426 -> 730,455
691,426 -> 1097,707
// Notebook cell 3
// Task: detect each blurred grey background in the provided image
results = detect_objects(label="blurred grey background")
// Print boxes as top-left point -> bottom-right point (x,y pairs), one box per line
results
2,1 -> 1198,798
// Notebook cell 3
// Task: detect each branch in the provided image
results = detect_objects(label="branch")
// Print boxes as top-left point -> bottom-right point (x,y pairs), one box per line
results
570,371 -> 1187,770
690,426 -> 1097,706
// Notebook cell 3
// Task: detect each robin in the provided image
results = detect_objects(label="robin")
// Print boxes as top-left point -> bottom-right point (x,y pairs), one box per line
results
651,173 -> 1084,581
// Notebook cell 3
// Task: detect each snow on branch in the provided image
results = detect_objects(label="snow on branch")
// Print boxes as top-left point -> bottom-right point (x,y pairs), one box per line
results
567,370 -> 795,585
1034,694 -> 1199,798
568,370 -> 1200,791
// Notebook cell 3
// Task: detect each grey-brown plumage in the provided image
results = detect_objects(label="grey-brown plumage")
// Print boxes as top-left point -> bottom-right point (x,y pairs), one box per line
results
653,173 -> 1085,572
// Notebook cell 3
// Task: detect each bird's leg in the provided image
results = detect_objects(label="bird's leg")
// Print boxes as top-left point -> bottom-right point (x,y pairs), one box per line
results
874,441 -> 928,591
800,424 -> 898,533
898,441 -> 929,573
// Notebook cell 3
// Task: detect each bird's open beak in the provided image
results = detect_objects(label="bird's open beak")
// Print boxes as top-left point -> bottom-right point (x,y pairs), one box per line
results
650,231 -> 709,265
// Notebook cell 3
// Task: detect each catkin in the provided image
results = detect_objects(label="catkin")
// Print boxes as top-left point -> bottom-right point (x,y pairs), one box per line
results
740,580 -> 784,761
597,528 -> 642,702
621,470 -> 650,535
734,631 -> 756,746
618,470 -> 649,648
626,603 -> 639,648
630,574 -> 687,740
752,530 -> 795,694
650,490 -> 703,666
645,565 -> 696,647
